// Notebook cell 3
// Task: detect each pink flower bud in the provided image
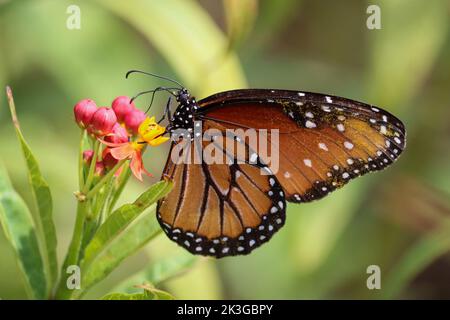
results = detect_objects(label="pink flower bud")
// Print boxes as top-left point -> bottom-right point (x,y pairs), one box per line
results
105,123 -> 129,144
102,148 -> 118,170
74,99 -> 97,129
124,109 -> 147,135
83,150 -> 94,165
88,107 -> 118,137
112,96 -> 136,123
95,161 -> 105,176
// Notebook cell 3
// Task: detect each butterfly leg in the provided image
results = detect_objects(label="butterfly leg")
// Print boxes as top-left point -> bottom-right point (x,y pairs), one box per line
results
157,96 -> 172,125
144,86 -> 166,113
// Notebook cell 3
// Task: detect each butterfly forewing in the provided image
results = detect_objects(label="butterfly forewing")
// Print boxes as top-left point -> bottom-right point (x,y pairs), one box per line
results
198,89 -> 406,202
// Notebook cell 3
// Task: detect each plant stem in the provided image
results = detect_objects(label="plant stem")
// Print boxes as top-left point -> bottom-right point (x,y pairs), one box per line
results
78,129 -> 85,190
55,200 -> 88,299
82,139 -> 100,194
106,164 -> 131,214
100,175 -> 116,223
85,160 -> 127,200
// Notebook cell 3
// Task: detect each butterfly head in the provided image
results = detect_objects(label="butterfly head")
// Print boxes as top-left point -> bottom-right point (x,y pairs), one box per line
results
176,88 -> 190,105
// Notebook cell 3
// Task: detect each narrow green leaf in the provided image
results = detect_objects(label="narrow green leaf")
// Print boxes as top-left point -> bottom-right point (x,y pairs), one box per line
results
382,221 -> 450,299
0,162 -> 47,299
223,0 -> 258,50
101,292 -> 149,300
6,86 -> 58,294
83,180 -> 172,266
78,207 -> 162,298
101,285 -> 174,300
96,0 -> 247,97
113,252 -> 197,293
74,180 -> 173,298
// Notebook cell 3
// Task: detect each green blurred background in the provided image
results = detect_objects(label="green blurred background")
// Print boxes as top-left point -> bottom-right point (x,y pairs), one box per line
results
1,0 -> 450,299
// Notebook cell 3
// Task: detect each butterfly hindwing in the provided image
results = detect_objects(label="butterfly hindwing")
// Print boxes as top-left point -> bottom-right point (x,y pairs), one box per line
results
157,121 -> 286,258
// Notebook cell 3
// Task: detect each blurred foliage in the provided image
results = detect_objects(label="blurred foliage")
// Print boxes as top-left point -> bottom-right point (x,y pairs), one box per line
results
1,0 -> 450,299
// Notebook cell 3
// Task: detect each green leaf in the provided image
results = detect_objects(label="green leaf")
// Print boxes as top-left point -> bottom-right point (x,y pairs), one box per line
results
96,0 -> 247,97
6,86 -> 58,294
382,221 -> 450,299
82,180 -> 172,266
113,252 -> 197,293
101,292 -> 149,300
101,284 -> 174,300
74,180 -> 173,298
0,162 -> 47,299
223,0 -> 258,51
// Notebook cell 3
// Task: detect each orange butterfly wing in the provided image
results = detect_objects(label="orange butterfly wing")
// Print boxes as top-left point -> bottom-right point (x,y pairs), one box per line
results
198,89 -> 406,202
157,120 -> 286,257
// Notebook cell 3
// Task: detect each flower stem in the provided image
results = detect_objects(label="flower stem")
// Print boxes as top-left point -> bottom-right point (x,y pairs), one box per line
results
78,129 -> 85,190
55,200 -> 88,299
85,159 -> 127,200
82,139 -> 100,194
106,164 -> 131,214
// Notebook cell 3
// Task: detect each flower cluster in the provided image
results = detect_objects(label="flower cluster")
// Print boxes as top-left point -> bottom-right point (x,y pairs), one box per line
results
74,96 -> 169,182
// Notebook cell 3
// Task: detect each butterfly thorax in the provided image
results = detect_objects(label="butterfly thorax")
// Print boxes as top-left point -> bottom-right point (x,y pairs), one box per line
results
169,89 -> 199,134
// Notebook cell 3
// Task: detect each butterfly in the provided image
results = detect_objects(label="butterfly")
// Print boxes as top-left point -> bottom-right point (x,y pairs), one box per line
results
128,71 -> 406,258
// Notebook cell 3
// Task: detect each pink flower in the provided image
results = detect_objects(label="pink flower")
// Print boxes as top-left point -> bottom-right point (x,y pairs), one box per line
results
83,150 -> 94,165
105,123 -> 129,144
124,109 -> 146,135
102,148 -> 118,170
112,96 -> 135,123
99,117 -> 168,181
94,161 -> 105,177
74,99 -> 97,129
101,140 -> 150,181
88,107 -> 117,137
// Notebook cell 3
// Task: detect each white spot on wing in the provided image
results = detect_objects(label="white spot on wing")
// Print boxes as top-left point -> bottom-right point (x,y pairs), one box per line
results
321,105 -> 331,112
303,159 -> 312,167
305,120 -> 317,128
318,143 -> 328,151
344,141 -> 354,150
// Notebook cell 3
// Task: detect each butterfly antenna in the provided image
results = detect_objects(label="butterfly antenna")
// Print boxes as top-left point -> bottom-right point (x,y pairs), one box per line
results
130,87 -> 179,104
126,70 -> 184,89
144,90 -> 159,114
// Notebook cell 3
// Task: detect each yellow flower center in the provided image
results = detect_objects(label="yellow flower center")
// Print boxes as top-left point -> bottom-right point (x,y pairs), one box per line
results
137,116 -> 170,147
